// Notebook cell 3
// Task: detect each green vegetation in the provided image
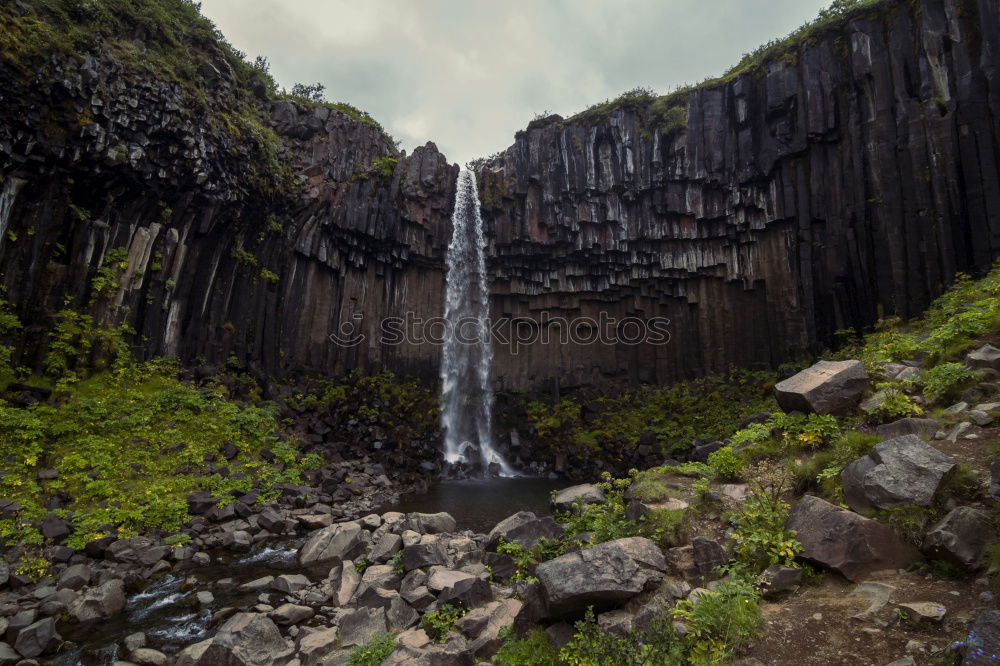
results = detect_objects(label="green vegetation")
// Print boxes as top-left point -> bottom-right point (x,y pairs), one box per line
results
354,553 -> 369,574
521,368 -> 778,464
231,246 -> 258,267
728,463 -> 801,572
421,604 -> 466,643
671,573 -> 763,665
348,633 -> 397,666
90,247 -> 130,300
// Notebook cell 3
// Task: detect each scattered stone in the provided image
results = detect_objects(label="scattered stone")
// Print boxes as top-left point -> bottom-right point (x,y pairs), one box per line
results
944,401 -> 970,415
400,535 -> 448,571
130,648 -> 167,666
967,410 -> 994,427
195,591 -> 214,607
124,633 -> 146,653
786,495 -> 919,581
923,506 -> 995,567
368,533 -> 403,563
271,574 -> 311,594
874,418 -> 940,441
551,484 -> 605,512
196,613 -> 291,666
947,422 -> 973,442
56,564 -> 91,591
774,360 -> 869,415
240,576 -> 275,592
849,581 -> 895,620
898,602 -> 946,623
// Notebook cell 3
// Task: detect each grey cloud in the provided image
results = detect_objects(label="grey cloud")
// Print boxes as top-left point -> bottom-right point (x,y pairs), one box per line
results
200,0 -> 834,164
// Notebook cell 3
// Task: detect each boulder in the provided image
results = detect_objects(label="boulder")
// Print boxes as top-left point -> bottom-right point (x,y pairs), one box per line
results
786,495 -> 920,581
68,579 -> 126,622
57,564 -> 91,591
369,533 -> 403,563
270,603 -> 314,626
105,537 -> 168,566
967,344 -> 1000,371
551,484 -> 605,512
0,643 -> 18,666
689,440 -> 725,463
874,418 -> 941,441
387,596 -> 419,631
760,565 -> 802,597
297,627 -> 339,666
13,618 -> 60,658
338,607 -> 387,647
271,574 -> 311,594
455,599 -> 523,659
400,535 -> 448,571
485,512 -> 564,551
198,613 -> 291,666
667,537 -> 728,582
535,536 -> 666,618
130,648 -> 168,666
427,569 -> 492,609
404,512 -> 456,535
299,523 -> 370,565
923,506 -> 995,567
841,435 -> 955,512
774,360 -> 869,415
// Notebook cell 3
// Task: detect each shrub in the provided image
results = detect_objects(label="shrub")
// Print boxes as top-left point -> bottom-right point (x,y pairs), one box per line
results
495,627 -> 562,665
864,385 -> 923,423
729,462 -> 801,572
348,632 -> 396,666
559,608 -> 685,665
672,572 -> 763,665
920,363 -> 980,403
421,604 -> 466,643
707,446 -> 745,481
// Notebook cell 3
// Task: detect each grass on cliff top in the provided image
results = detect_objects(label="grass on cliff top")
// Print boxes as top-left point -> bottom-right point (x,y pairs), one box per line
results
561,0 -> 891,129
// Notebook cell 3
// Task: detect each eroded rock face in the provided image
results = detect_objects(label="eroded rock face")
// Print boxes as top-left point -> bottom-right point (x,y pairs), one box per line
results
774,360 -> 869,415
1,0 -> 998,393
786,495 -> 920,581
535,536 -> 667,618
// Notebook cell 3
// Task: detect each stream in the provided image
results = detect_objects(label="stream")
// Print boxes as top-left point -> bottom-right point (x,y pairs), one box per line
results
51,478 -> 564,665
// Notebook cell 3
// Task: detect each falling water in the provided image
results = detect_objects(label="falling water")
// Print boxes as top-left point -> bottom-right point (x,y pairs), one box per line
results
440,168 -> 514,476
0,177 -> 26,250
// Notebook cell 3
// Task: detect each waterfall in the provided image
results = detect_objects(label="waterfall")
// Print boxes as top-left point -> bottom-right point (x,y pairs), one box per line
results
440,168 -> 514,476
0,177 -> 26,250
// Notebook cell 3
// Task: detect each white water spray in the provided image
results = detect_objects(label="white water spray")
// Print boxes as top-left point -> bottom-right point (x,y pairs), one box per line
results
440,168 -> 514,476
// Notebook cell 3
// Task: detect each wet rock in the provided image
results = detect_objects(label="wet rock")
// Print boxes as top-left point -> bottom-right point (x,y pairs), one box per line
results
786,495 -> 920,581
12,618 -> 59,658
68,579 -> 126,622
338,607 -> 387,647
774,360 -> 869,415
923,506 -> 995,568
535,536 -> 666,618
551,484 -> 605,512
299,523 -> 370,565
485,512 -> 564,551
841,435 -> 955,512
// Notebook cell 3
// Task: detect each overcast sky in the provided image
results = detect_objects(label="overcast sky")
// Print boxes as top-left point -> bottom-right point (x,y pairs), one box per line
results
200,0 -> 834,165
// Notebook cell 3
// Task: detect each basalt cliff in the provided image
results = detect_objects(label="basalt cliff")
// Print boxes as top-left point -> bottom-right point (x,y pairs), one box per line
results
1,0 -> 998,392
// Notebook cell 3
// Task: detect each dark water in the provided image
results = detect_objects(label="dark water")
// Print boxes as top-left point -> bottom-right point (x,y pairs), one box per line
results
380,477 -> 566,533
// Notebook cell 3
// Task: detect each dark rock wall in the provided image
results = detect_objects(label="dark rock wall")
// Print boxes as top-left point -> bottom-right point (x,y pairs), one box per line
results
1,0 -> 999,392
478,0 -> 1000,391
0,48 -> 457,381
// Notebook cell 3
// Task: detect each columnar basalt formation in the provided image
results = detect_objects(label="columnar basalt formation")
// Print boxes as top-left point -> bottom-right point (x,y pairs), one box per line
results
1,0 -> 999,392
477,0 -> 1000,391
